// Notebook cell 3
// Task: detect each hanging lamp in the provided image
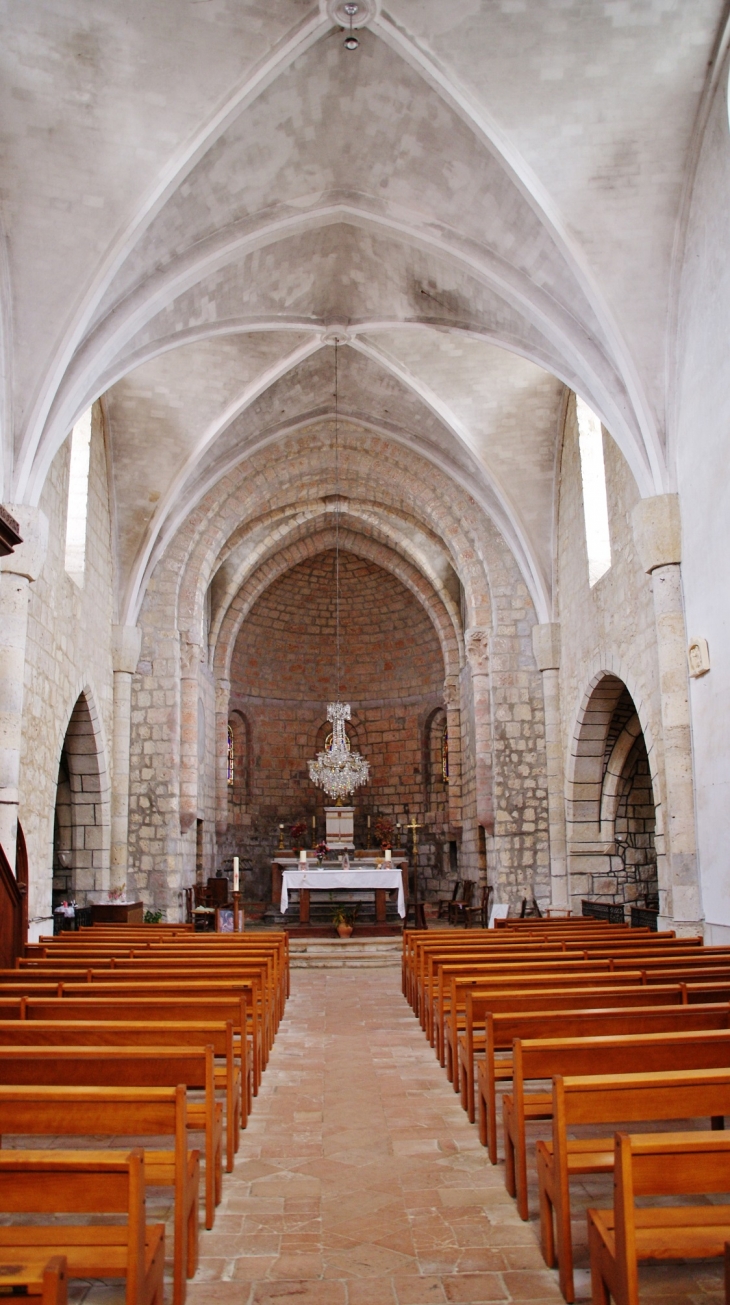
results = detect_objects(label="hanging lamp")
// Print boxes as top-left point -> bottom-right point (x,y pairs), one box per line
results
308,342 -> 370,801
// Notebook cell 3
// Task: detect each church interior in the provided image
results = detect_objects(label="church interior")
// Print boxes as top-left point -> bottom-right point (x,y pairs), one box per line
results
2,1 -> 730,1301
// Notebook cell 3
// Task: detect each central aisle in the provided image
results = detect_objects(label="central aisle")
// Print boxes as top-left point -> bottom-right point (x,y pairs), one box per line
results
191,968 -> 561,1304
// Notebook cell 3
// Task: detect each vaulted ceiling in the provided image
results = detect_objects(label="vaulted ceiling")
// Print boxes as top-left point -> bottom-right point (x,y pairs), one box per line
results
2,0 -> 725,623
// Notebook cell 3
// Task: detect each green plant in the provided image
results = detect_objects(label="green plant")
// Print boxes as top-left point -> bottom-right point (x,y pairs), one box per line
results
332,904 -> 359,928
144,909 -> 164,924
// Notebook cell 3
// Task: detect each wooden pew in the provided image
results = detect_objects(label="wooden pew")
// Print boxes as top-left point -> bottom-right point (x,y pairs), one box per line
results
0,979 -> 262,1092
505,1030 -> 730,1224
0,1045 -> 222,1230
472,999 -> 730,1149
0,1149 -> 165,1305
0,1016 -> 244,1169
0,1085 -> 197,1305
588,1131 -> 730,1305
0,1255 -> 67,1304
440,969 -> 647,1077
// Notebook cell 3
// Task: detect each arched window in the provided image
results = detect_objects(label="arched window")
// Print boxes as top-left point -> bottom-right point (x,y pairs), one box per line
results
576,395 -> 612,587
227,724 -> 234,787
441,725 -> 449,784
64,407 -> 93,587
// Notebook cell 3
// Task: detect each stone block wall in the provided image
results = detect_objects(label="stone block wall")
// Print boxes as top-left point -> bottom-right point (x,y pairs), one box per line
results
18,404 -> 115,932
556,395 -> 664,914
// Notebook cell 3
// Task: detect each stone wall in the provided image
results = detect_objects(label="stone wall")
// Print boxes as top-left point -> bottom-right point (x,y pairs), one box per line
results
556,394 -> 665,914
18,404 -> 115,933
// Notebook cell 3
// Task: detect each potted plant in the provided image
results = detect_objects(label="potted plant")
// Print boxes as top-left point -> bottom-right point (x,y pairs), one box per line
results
290,820 -> 307,854
332,906 -> 358,938
374,817 -> 394,850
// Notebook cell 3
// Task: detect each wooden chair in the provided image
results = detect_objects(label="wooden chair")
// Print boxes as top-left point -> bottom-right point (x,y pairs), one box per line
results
450,879 -> 475,926
0,1256 -> 67,1304
436,882 -> 460,920
0,1084 -> 198,1305
588,1130 -> 730,1305
461,883 -> 493,929
0,1149 -> 165,1305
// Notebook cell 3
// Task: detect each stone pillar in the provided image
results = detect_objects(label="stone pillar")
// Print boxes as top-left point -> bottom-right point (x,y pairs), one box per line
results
179,637 -> 202,835
465,628 -> 495,835
0,507 -> 48,869
532,622 -> 569,909
110,624 -> 142,892
632,494 -> 702,927
215,678 -> 231,839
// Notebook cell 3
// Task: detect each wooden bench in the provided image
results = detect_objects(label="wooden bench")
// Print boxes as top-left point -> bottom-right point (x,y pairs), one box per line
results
0,1255 -> 67,1304
0,1016 -> 244,1170
0,1149 -> 165,1305
0,1044 -> 222,1230
440,969 -> 647,1078
0,1084 -> 197,1305
588,1130 -> 730,1305
0,978 -> 262,1092
472,998 -> 730,1150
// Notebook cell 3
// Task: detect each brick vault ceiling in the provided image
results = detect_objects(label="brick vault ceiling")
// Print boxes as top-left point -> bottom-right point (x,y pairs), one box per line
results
2,0 -> 726,620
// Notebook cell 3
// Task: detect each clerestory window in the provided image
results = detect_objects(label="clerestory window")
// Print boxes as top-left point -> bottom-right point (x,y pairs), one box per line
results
64,407 -> 92,586
576,395 -> 612,587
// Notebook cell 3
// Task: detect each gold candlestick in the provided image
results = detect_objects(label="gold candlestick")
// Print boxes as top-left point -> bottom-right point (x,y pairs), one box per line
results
277,823 -> 285,850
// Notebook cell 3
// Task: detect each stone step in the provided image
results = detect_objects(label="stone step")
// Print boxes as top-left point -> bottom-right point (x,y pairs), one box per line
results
289,938 -> 402,968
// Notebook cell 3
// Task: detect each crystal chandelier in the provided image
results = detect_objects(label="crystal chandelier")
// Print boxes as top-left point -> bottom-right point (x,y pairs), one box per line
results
308,341 -> 370,802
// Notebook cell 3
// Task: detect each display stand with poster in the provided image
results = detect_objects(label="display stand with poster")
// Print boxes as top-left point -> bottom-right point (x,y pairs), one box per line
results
215,893 -> 245,933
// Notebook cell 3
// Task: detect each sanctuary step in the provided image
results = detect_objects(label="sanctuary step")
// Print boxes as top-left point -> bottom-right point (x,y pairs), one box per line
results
289,937 -> 402,968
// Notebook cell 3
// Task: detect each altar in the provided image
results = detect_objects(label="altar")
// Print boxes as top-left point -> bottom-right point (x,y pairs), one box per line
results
275,858 -> 407,922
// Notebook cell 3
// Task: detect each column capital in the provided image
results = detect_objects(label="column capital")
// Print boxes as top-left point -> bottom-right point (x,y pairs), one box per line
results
112,624 -> 142,674
443,675 -> 459,708
215,679 -> 231,712
532,622 -> 561,671
180,635 -> 203,677
632,494 -> 681,573
465,626 -> 490,674
0,506 -> 48,582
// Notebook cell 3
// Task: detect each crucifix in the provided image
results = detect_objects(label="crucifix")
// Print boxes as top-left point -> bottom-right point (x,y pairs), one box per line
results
406,816 -> 424,927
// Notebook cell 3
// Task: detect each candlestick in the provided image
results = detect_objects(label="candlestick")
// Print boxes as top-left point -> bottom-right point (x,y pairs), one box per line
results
299,849 -> 307,863
278,823 -> 285,850
384,848 -> 391,862
233,856 -> 239,894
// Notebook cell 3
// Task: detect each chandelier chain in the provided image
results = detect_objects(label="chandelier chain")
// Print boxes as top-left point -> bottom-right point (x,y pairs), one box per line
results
335,341 -> 341,701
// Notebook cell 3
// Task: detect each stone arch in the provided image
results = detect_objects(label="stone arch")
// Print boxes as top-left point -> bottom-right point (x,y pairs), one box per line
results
51,686 -> 111,907
227,709 -> 251,814
566,664 -> 661,911
213,523 -> 461,687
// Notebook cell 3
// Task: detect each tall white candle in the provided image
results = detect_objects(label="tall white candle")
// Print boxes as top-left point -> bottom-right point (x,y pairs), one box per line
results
385,848 -> 391,862
299,849 -> 307,863
233,857 -> 239,893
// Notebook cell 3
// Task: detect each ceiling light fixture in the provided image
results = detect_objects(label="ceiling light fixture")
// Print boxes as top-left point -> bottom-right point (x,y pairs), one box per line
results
308,343 -> 370,801
343,2 -> 360,49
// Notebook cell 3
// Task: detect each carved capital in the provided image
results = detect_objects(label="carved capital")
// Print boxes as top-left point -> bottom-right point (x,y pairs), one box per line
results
532,622 -> 561,672
443,675 -> 460,708
112,624 -> 142,675
215,679 -> 231,713
180,636 -> 203,677
465,626 -> 490,674
632,494 -> 681,573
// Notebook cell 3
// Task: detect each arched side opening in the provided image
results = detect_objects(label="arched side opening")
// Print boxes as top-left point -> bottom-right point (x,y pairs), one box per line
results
52,691 -> 111,909
567,674 -> 658,912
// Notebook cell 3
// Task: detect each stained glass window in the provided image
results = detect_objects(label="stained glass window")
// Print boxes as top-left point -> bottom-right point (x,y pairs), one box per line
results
227,724 -> 234,786
441,726 -> 449,783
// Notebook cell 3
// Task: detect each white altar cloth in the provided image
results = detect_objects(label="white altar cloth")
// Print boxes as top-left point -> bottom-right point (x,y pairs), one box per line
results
280,867 -> 406,918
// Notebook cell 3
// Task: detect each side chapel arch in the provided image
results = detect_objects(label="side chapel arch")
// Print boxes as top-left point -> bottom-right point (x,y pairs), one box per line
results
52,687 -> 111,908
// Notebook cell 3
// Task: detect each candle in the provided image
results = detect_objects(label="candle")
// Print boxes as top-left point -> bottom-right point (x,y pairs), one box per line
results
385,848 -> 391,862
233,857 -> 239,894
299,849 -> 307,863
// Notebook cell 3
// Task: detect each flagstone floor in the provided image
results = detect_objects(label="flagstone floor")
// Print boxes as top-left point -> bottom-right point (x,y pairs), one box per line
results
190,969 -> 562,1305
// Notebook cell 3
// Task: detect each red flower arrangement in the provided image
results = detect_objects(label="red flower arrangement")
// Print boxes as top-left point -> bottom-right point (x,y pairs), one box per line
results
374,817 -> 394,850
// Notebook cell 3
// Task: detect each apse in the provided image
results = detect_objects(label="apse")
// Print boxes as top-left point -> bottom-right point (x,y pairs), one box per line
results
220,547 -> 448,900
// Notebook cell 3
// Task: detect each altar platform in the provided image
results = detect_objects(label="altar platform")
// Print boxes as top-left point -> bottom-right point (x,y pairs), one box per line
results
268,852 -> 409,933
